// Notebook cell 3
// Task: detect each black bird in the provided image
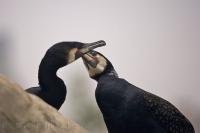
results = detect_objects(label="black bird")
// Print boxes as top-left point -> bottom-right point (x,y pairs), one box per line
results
26,40 -> 106,110
82,50 -> 195,133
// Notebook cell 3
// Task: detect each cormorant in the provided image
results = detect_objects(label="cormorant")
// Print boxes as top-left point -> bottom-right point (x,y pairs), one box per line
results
82,50 -> 195,133
26,40 -> 106,110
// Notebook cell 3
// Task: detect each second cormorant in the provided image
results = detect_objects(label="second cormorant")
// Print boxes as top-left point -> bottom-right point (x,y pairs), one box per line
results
82,50 -> 194,133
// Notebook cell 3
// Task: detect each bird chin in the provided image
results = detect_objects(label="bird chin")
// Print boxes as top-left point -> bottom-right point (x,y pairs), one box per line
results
82,54 -> 98,68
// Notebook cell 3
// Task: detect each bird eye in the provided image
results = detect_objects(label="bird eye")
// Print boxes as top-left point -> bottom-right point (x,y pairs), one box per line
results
90,51 -> 97,56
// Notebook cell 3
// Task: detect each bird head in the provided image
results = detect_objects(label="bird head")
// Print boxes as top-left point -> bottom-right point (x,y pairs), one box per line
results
82,50 -> 117,80
44,40 -> 106,68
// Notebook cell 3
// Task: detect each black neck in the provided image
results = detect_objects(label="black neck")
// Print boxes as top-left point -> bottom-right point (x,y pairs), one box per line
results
38,54 -> 67,108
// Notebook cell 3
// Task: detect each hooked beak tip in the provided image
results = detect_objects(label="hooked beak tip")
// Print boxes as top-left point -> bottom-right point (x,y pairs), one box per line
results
77,40 -> 106,57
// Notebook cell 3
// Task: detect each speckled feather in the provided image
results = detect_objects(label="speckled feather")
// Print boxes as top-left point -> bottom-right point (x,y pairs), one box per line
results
96,76 -> 195,133
143,91 -> 194,133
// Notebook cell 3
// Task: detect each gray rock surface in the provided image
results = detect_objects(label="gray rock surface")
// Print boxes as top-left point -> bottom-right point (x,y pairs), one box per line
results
0,75 -> 88,133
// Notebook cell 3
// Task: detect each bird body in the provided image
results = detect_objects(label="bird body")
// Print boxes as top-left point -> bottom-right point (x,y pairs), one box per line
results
82,50 -> 195,133
96,75 -> 193,133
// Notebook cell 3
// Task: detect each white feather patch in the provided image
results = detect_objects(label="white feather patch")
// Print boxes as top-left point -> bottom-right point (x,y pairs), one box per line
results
88,54 -> 107,77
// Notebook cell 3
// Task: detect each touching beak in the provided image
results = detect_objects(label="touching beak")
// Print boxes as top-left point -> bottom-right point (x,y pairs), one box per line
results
78,40 -> 106,56
76,40 -> 105,67
67,40 -> 105,64
82,52 -> 98,68
82,50 -> 99,69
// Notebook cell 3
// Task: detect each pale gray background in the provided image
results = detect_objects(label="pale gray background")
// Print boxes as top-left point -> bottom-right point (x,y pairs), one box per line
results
0,0 -> 200,132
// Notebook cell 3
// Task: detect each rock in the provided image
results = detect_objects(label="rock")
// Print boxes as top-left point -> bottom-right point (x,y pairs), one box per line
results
0,75 -> 88,133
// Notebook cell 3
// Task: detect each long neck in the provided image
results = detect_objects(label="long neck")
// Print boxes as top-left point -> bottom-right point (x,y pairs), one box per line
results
94,64 -> 118,81
38,55 -> 67,109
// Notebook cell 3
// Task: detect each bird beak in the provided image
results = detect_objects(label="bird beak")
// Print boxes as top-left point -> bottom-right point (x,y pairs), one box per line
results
78,40 -> 106,56
82,53 -> 98,68
79,40 -> 105,67
68,40 -> 105,64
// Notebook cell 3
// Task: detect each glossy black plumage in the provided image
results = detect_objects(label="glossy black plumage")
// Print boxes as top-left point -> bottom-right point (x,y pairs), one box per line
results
82,51 -> 195,133
26,41 -> 106,110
